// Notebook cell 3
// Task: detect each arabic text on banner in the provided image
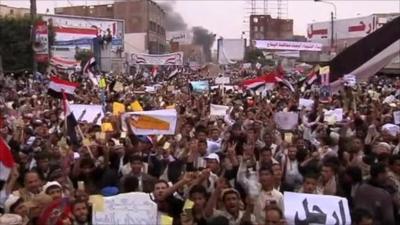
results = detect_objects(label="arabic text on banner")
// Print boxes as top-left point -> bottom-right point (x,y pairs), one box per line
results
129,52 -> 184,65
91,192 -> 158,225
284,192 -> 351,225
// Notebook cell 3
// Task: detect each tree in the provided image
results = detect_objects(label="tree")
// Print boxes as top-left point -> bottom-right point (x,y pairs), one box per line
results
0,16 -> 55,73
0,16 -> 33,73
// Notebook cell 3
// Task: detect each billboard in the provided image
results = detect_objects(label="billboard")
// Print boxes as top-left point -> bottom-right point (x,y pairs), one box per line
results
255,40 -> 322,52
42,14 -> 124,59
166,31 -> 193,44
33,20 -> 49,63
307,14 -> 399,46
217,39 -> 246,64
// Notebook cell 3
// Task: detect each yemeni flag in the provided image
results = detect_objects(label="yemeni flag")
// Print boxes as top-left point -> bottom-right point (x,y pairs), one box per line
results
328,16 -> 400,88
62,92 -> 79,146
0,138 -> 15,184
48,76 -> 79,99
242,71 -> 295,92
83,56 -> 98,86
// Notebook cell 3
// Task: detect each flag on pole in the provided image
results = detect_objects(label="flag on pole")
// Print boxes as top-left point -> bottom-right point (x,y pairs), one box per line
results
0,138 -> 15,183
62,92 -> 79,146
328,16 -> 400,89
83,57 -> 98,86
47,76 -> 79,99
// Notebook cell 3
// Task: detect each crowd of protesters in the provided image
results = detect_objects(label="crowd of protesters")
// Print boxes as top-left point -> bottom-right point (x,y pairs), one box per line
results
0,64 -> 399,225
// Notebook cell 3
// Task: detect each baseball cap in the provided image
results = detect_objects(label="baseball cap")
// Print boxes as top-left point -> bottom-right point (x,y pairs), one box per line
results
42,181 -> 62,194
204,153 -> 220,163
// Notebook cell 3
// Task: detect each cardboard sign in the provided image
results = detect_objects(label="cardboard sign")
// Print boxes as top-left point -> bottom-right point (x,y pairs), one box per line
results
284,192 -> 351,225
92,192 -> 158,225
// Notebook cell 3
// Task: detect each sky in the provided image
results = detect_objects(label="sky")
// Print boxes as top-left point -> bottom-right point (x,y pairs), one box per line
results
1,0 -> 399,39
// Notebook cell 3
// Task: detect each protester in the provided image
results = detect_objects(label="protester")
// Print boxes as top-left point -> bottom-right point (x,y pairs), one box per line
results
0,60 -> 399,225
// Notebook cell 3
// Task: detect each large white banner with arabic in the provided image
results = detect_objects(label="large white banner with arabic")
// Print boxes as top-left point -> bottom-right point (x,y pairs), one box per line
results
129,52 -> 184,65
284,192 -> 351,225
255,40 -> 322,52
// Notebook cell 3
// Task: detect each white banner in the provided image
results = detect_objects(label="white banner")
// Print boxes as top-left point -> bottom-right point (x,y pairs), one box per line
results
284,192 -> 351,225
255,40 -> 322,52
215,77 -> 230,84
129,52 -> 184,65
121,109 -> 177,135
70,104 -> 104,125
273,112 -> 299,130
210,104 -> 230,117
91,192 -> 158,225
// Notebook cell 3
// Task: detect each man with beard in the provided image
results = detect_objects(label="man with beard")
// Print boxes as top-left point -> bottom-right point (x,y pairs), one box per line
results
61,201 -> 91,225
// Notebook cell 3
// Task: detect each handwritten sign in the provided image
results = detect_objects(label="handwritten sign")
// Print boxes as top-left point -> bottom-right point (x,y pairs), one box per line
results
284,192 -> 351,225
92,192 -> 158,225
343,74 -> 356,87
324,108 -> 343,124
210,104 -> 229,117
273,112 -> 299,130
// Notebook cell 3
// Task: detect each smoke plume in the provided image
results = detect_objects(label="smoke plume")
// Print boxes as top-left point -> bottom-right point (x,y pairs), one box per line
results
192,27 -> 216,62
158,1 -> 187,31
158,1 -> 216,62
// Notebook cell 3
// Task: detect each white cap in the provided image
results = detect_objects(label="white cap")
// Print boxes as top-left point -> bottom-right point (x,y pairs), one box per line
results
204,153 -> 220,163
42,181 -> 62,194
0,214 -> 23,225
4,195 -> 21,213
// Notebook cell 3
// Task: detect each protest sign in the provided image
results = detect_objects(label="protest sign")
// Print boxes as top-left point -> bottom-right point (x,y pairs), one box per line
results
122,109 -> 177,135
394,111 -> 400,125
190,81 -> 209,93
215,77 -> 230,85
70,104 -> 104,125
298,98 -> 314,110
91,192 -> 158,225
324,108 -> 343,124
113,81 -> 124,92
284,192 -> 351,225
273,112 -> 298,130
129,52 -> 183,66
210,104 -> 229,117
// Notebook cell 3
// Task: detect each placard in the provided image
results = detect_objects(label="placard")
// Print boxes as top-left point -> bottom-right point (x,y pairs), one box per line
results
70,104 -> 104,125
284,192 -> 351,225
210,104 -> 229,117
299,98 -> 314,110
215,77 -> 230,85
324,108 -> 343,124
92,192 -> 158,225
273,112 -> 299,130
121,109 -> 177,135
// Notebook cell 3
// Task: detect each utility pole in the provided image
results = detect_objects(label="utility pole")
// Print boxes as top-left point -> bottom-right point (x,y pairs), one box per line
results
331,11 -> 334,52
30,0 -> 37,75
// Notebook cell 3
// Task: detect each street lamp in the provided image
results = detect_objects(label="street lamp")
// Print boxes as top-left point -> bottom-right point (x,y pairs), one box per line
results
314,0 -> 337,54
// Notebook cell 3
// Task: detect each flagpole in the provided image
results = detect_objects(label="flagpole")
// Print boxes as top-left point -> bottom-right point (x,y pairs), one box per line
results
76,125 -> 95,160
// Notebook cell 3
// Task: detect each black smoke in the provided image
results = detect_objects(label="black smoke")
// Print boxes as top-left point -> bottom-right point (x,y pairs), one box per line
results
158,1 -> 216,62
192,27 -> 216,62
158,1 -> 187,31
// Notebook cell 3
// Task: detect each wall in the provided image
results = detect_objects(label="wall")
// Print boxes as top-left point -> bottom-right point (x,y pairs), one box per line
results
125,33 -> 147,53
250,15 -> 293,41
0,4 -> 29,18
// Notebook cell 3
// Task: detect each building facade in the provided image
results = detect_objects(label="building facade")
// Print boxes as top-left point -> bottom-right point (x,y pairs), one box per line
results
250,15 -> 293,41
0,4 -> 29,18
55,0 -> 166,54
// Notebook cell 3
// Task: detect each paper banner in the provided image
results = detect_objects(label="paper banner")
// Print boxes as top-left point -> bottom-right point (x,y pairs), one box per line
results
284,192 -> 351,225
210,104 -> 229,117
121,109 -> 177,135
70,104 -> 104,125
274,112 -> 299,130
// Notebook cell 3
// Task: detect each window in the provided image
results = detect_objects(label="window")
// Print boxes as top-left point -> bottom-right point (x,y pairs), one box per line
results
9,9 -> 14,15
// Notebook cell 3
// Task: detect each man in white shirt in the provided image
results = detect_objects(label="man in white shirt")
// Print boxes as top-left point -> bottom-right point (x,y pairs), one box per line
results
237,160 -> 284,225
